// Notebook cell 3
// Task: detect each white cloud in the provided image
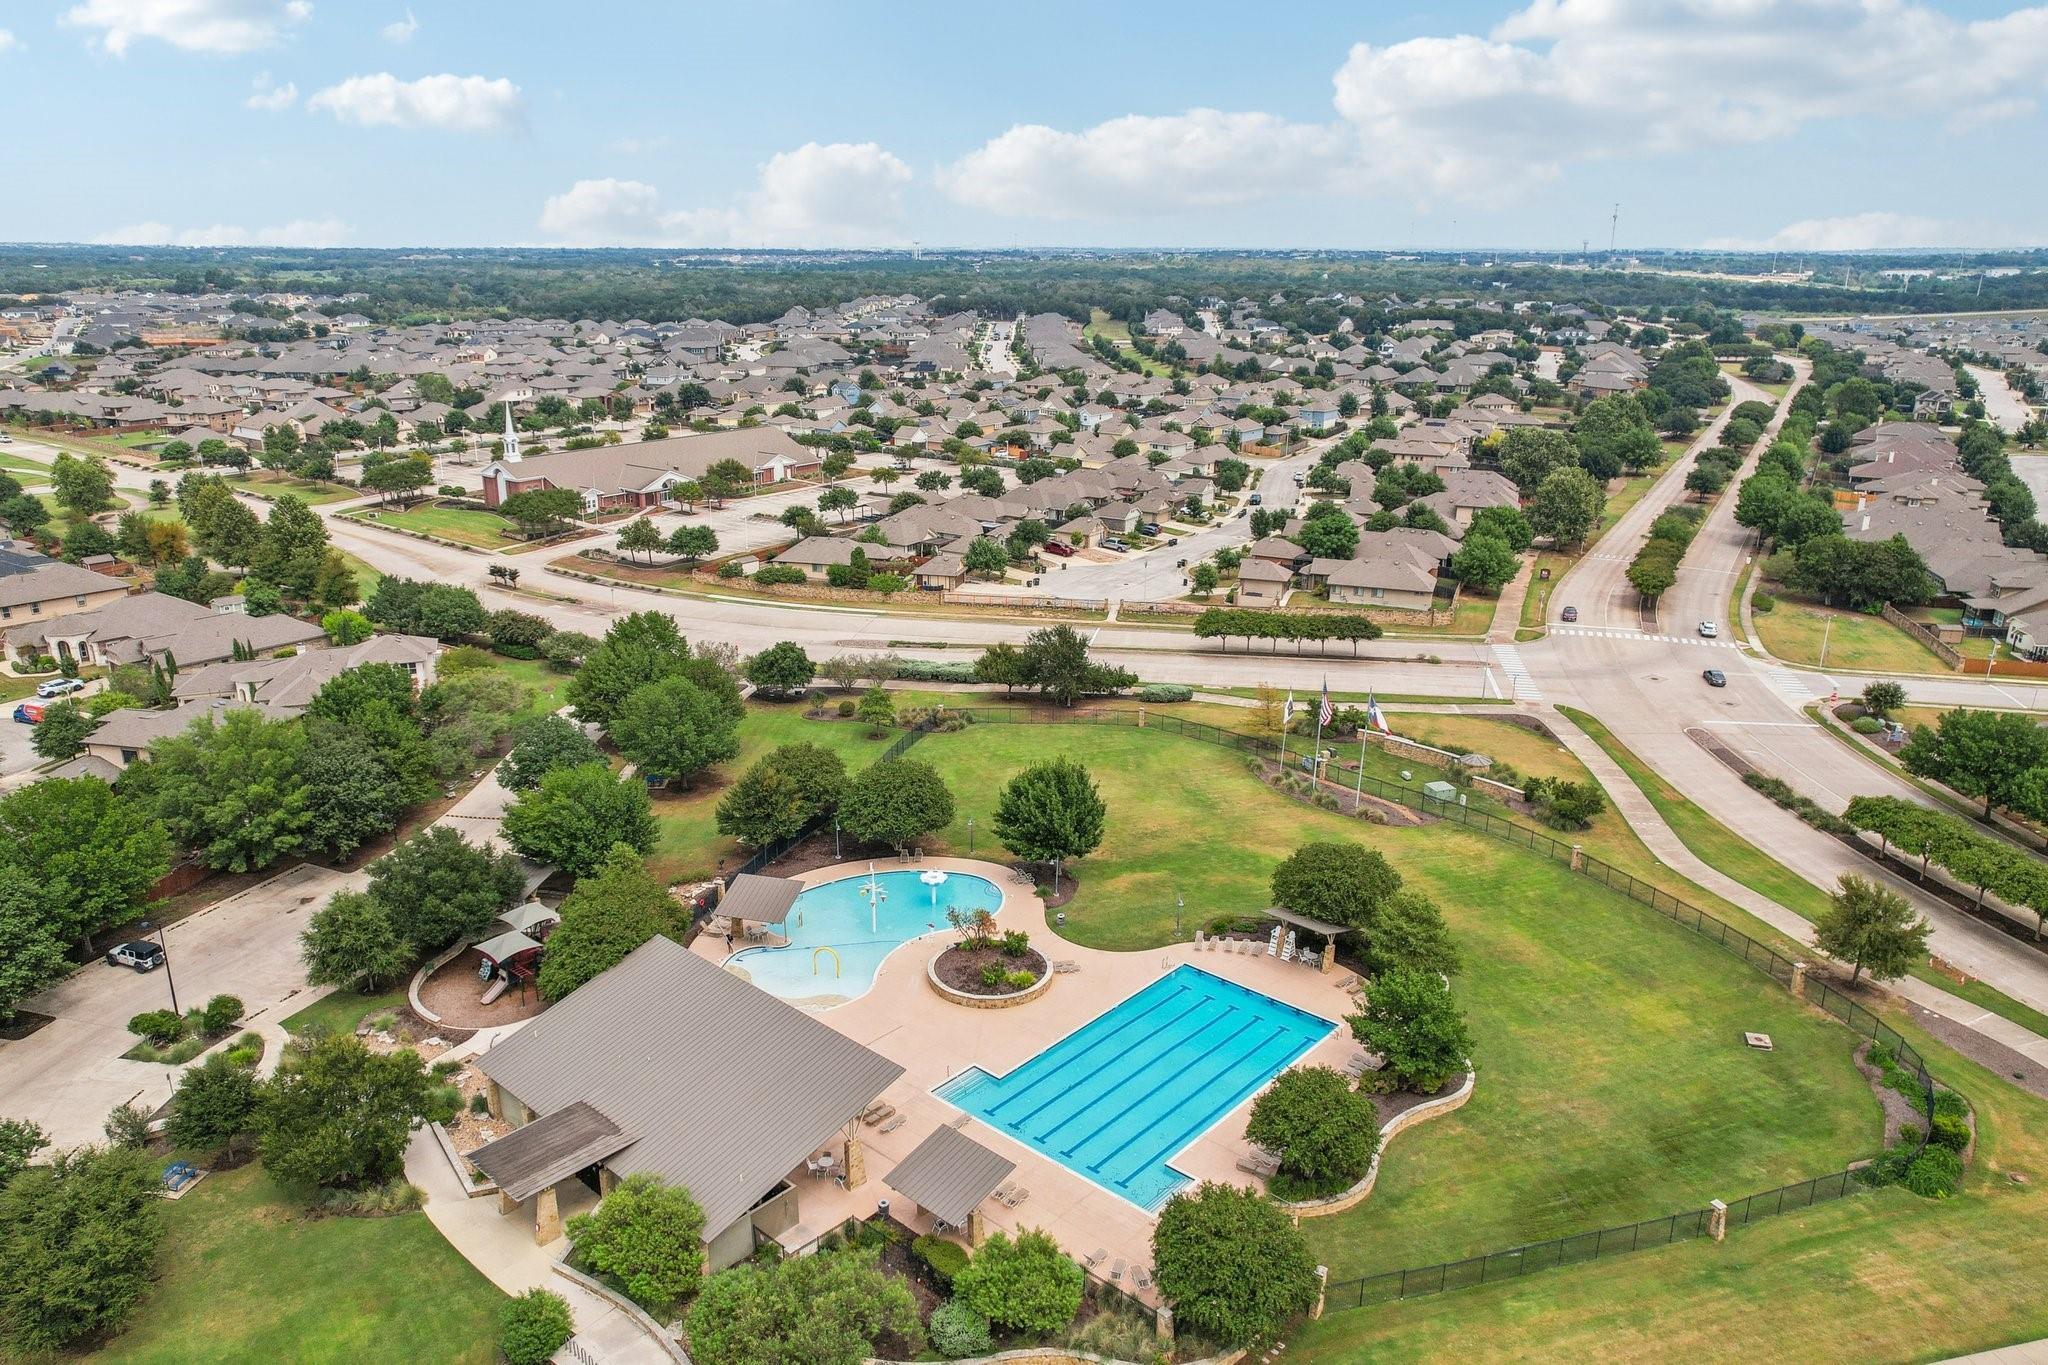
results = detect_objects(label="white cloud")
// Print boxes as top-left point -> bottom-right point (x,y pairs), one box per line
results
245,71 -> 297,111
94,217 -> 350,247
941,0 -> 2048,216
0,29 -> 20,54
307,73 -> 524,133
939,110 -> 1348,219
539,142 -> 914,248
380,9 -> 417,43
61,0 -> 311,56
1704,212 -> 2028,251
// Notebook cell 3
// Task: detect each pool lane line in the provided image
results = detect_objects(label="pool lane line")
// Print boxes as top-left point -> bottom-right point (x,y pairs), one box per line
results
981,983 -> 1202,1124
1065,1015 -> 1275,1167
1018,996 -> 1237,1140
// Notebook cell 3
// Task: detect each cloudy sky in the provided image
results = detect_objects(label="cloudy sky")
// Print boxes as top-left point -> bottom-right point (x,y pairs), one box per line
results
6,0 -> 2044,252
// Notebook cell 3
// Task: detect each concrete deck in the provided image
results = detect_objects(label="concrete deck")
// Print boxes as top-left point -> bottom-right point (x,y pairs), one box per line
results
696,856 -> 1366,1305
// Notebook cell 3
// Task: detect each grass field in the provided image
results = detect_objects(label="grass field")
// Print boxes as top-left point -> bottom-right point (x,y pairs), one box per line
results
1754,596 -> 1954,674
280,985 -> 405,1038
1289,1014 -> 2048,1364
225,471 -> 359,506
334,547 -> 385,604
94,1164 -> 503,1365
1084,308 -> 1173,377
351,501 -> 520,549
900,724 -> 1880,1280
1377,591 -> 1497,638
1520,552 -> 1577,631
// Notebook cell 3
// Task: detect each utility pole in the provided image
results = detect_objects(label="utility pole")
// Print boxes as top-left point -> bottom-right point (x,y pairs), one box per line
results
1608,202 -> 1619,256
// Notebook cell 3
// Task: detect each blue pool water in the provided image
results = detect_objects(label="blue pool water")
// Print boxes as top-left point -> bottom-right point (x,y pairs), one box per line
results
936,966 -> 1334,1211
728,870 -> 1002,1003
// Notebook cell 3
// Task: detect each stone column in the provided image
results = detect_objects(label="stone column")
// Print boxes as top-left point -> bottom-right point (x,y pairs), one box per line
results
485,1080 -> 504,1121
968,1207 -> 987,1248
599,1167 -> 619,1197
1154,1304 -> 1175,1345
1708,1198 -> 1727,1242
534,1185 -> 562,1245
1569,844 -> 1585,872
843,1135 -> 867,1191
497,1190 -> 521,1217
1311,1264 -> 1329,1320
1790,961 -> 1808,1000
1137,706 -> 1147,728
1321,942 -> 1336,974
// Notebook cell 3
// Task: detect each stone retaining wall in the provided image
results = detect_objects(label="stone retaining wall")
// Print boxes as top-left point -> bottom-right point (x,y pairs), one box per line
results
1284,1068 -> 1477,1219
926,949 -> 1055,1009
551,1262 -> 693,1364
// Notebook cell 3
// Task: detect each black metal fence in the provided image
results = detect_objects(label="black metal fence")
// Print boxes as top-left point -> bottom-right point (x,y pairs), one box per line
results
924,705 -> 1941,1309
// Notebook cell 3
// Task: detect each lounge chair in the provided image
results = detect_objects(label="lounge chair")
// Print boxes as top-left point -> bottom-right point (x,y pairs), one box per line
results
1194,930 -> 1206,950
1083,1247 -> 1107,1269
859,1102 -> 889,1123
1236,1154 -> 1279,1176
862,1104 -> 896,1127
878,1115 -> 905,1134
1004,1185 -> 1029,1208
1134,1265 -> 1152,1289
1110,1258 -> 1126,1283
990,1180 -> 1014,1203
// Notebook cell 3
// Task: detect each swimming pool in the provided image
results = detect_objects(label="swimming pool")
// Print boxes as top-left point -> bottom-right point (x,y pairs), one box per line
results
727,869 -> 1003,1004
936,966 -> 1333,1211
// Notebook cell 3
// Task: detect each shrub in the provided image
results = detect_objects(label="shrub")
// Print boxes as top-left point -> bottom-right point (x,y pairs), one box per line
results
753,564 -> 806,586
468,1091 -> 491,1115
953,1228 -> 1084,1336
1930,1112 -> 1971,1152
128,1009 -> 184,1046
1137,683 -> 1193,702
425,1083 -> 463,1125
979,962 -> 1007,988
1933,1089 -> 1969,1121
1006,970 -> 1036,989
1903,1144 -> 1963,1198
836,698 -> 856,717
717,560 -> 744,579
565,1173 -> 706,1314
500,1288 -> 574,1365
1152,1183 -> 1319,1346
912,1233 -> 970,1288
1245,1066 -> 1380,1187
200,994 -> 244,1034
928,1300 -> 993,1359
1851,716 -> 1884,734
999,929 -> 1030,957
1752,591 -> 1776,613
439,644 -> 494,674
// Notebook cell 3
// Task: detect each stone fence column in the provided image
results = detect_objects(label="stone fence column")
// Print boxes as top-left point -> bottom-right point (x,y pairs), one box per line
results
1311,1264 -> 1329,1320
1790,961 -> 1808,1000
1569,844 -> 1585,872
1708,1198 -> 1727,1242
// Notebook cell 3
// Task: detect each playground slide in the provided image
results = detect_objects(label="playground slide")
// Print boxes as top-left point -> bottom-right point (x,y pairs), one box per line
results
479,975 -> 510,1005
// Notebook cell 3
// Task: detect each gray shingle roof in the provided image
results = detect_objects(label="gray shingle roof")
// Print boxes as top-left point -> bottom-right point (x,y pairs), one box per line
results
474,936 -> 903,1235
884,1124 -> 1014,1228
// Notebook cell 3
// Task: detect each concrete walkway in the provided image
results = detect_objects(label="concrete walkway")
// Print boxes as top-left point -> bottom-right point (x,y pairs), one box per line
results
1538,706 -> 2048,1069
1488,555 -> 1537,643
1943,1341 -> 2048,1365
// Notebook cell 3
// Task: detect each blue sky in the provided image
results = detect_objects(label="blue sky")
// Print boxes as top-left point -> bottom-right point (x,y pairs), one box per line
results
4,0 -> 2044,251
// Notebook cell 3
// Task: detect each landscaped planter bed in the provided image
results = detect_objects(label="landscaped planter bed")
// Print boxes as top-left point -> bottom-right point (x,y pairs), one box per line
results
929,943 -> 1051,1007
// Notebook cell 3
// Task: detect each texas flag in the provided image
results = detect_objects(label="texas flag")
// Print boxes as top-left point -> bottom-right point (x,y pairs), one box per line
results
1366,691 -> 1392,735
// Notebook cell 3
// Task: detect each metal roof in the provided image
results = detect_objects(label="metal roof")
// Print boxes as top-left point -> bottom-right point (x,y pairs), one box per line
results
469,1100 -> 634,1202
474,936 -> 903,1236
496,900 -> 561,935
884,1125 -> 1014,1228
1265,905 -> 1350,938
475,929 -> 542,963
719,873 -> 803,925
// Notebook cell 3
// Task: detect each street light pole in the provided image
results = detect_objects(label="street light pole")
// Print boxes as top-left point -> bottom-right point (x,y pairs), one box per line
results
142,920 -> 179,1017
1820,614 -> 1833,669
967,817 -> 975,854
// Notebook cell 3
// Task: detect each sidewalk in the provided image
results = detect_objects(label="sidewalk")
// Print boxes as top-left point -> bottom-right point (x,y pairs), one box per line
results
1487,555 -> 1537,643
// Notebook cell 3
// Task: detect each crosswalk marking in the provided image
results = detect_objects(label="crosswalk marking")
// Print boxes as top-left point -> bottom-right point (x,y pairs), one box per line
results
1490,643 -> 1544,701
1551,627 -> 1739,650
1760,664 -> 1824,703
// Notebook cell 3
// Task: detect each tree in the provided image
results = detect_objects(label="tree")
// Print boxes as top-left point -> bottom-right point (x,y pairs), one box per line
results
838,758 -> 955,851
502,713 -> 604,790
612,677 -> 742,786
0,1118 -> 46,1189
565,612 -> 714,728
1813,874 -> 1931,983
1347,968 -> 1471,1093
715,743 -> 847,848
1270,841 -> 1402,935
0,1144 -> 163,1353
365,576 -> 488,640
1151,1182 -> 1319,1347
29,698 -> 91,760
1017,624 -> 1090,707
1449,532 -> 1518,594
258,1033 -> 432,1190
166,1052 -> 260,1159
50,453 -> 116,517
992,758 -> 1106,893
1527,467 -> 1604,548
125,707 -> 310,872
362,457 -> 431,505
1467,504 -> 1533,552
1245,1065 -> 1380,1189
1364,890 -> 1462,978
367,826 -> 525,950
617,516 -> 663,563
1861,681 -> 1907,720
500,1289 -> 575,1365
963,536 -> 1009,578
537,847 -> 677,1001
1901,708 -> 2048,819
301,889 -> 415,993
1192,561 -> 1221,596
745,641 -> 814,697
565,1173 -> 706,1314
321,608 -> 375,645
0,776 -> 171,946
1626,547 -> 1678,601
818,485 -> 859,523
299,726 -> 420,859
686,1246 -> 922,1365
249,495 -> 331,599
0,869 -> 69,1023
499,488 -> 583,538
1500,426 -> 1577,493
667,524 -> 718,564
856,685 -> 896,734
952,1228 -> 1084,1336
502,763 -> 657,878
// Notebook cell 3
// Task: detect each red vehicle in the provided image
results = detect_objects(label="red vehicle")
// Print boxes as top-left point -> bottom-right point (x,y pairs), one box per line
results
12,701 -> 45,725
1042,540 -> 1075,557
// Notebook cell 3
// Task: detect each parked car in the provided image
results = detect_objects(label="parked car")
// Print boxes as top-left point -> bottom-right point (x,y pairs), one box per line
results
1561,605 -> 1579,622
1042,540 -> 1074,557
1248,492 -> 1263,505
1140,522 -> 1161,536
1167,537 -> 1179,546
0,431 -> 13,444
1703,669 -> 1727,687
1104,538 -> 1129,552
105,941 -> 166,972
12,701 -> 44,725
35,677 -> 85,699
1698,620 -> 1719,638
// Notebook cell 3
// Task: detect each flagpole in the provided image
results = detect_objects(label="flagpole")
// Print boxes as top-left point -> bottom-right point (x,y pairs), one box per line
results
1353,728 -> 1368,810
1312,679 -> 1328,780
1279,691 -> 1291,769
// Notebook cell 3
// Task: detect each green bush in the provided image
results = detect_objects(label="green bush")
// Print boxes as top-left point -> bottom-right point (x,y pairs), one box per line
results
1933,1089 -> 1969,1121
438,644 -> 494,673
1006,970 -> 1037,989
999,929 -> 1030,957
979,962 -> 1007,988
928,1300 -> 993,1359
1751,591 -> 1775,613
1851,716 -> 1884,735
954,1228 -> 1084,1336
200,994 -> 244,1034
469,1091 -> 491,1115
1904,1145 -> 1963,1198
424,1083 -> 463,1125
500,1288 -> 574,1365
912,1233 -> 970,1288
1137,683 -> 1194,702
1930,1113 -> 1971,1152
127,1010 -> 184,1046
717,560 -> 744,579
753,564 -> 807,586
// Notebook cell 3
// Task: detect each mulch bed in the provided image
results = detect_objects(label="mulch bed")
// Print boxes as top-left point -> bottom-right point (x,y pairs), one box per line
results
934,944 -> 1048,996
416,949 -> 548,1029
0,1009 -> 54,1041
1854,1040 -> 1929,1147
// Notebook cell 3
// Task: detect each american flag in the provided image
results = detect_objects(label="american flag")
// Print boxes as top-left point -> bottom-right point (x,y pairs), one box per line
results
1317,682 -> 1333,729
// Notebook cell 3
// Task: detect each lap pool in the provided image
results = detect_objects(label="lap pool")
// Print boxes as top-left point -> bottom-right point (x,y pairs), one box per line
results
936,965 -> 1334,1211
726,869 -> 1003,1005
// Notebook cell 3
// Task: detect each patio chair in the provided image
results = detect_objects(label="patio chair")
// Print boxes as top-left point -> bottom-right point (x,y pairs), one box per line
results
860,1102 -> 889,1123
1083,1247 -> 1107,1269
990,1181 -> 1014,1204
1134,1265 -> 1152,1290
1004,1185 -> 1029,1208
1193,930 -> 1206,950
1110,1258 -> 1126,1283
863,1104 -> 896,1127
878,1115 -> 905,1134
1235,1153 -> 1279,1176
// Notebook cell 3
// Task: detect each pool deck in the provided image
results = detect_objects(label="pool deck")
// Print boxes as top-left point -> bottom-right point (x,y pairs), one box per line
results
694,855 -> 1368,1304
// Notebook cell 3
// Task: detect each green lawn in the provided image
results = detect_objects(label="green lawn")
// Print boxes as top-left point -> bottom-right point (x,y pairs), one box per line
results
1520,552 -> 1576,631
0,450 -> 52,478
486,654 -> 574,719
350,501 -> 520,549
94,1164 -> 503,1365
225,471 -> 359,506
1084,308 -> 1173,378
333,547 -> 385,605
279,985 -> 405,1038
1289,1016 -> 2048,1364
1754,596 -> 1954,675
902,724 -> 1880,1282
1600,468 -> 1663,535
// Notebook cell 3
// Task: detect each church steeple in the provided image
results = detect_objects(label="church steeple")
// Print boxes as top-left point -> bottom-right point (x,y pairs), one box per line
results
502,402 -> 521,464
